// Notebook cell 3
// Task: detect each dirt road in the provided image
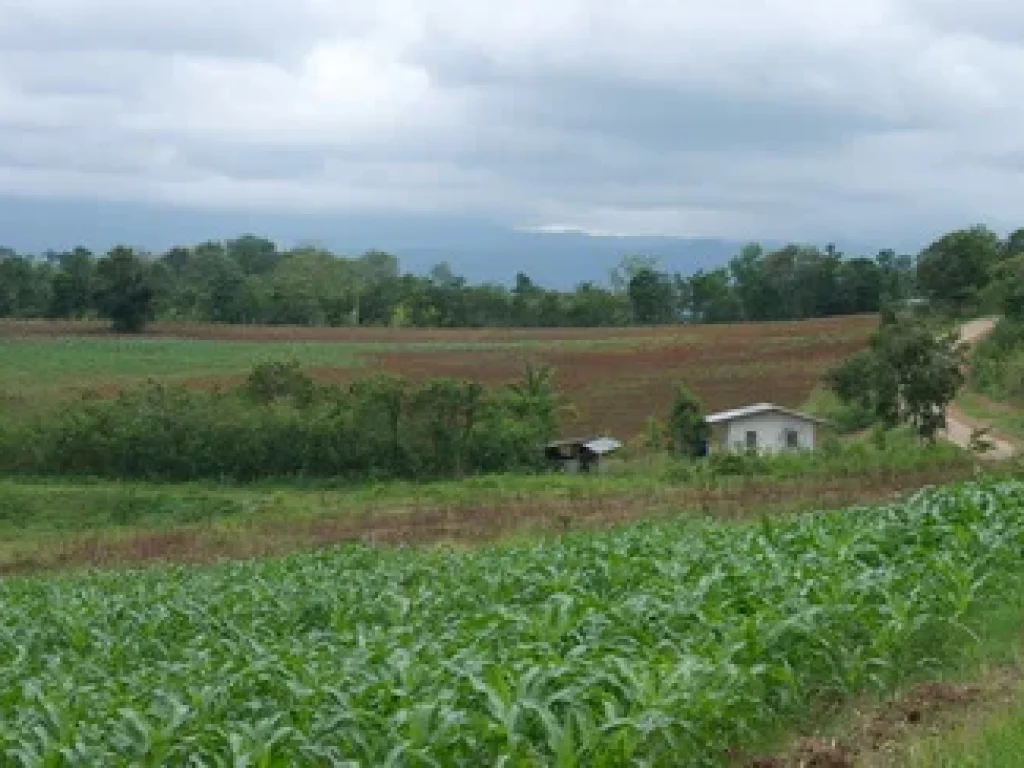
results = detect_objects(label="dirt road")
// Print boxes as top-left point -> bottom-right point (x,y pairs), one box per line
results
940,317 -> 1017,460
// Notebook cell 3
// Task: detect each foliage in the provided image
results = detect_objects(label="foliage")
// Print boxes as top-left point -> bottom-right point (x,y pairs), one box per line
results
970,319 -> 1024,404
0,365 -> 562,482
242,360 -> 316,407
803,387 -> 875,435
916,225 -> 1002,317
667,385 -> 709,456
93,247 -> 156,333
628,267 -> 677,324
0,233 -> 920,329
827,314 -> 965,440
2,481 -> 1024,763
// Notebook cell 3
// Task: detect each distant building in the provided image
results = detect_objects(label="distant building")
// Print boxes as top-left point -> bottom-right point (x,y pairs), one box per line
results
545,436 -> 623,473
704,403 -> 829,454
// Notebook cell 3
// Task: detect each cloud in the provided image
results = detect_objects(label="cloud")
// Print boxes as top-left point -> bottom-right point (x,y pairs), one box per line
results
0,0 -> 1023,245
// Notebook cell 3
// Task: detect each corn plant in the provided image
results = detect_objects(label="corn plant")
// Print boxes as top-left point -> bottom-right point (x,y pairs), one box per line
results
3,481 -> 1024,765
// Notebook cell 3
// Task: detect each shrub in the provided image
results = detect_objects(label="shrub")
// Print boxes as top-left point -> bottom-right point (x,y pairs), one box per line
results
0,364 -> 563,483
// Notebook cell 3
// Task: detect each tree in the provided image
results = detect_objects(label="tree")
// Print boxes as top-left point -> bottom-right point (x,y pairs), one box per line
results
508,364 -> 575,438
227,235 -> 280,275
1005,227 -> 1024,260
917,225 -> 1001,316
566,282 -> 629,327
876,249 -> 916,307
627,268 -> 677,324
48,247 -> 95,319
685,268 -> 742,323
610,255 -> 660,295
667,385 -> 709,457
93,247 -> 155,333
827,314 -> 965,440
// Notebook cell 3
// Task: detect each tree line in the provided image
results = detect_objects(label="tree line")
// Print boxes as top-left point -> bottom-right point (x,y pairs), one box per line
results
0,235 -> 908,332
1,224 -> 1020,331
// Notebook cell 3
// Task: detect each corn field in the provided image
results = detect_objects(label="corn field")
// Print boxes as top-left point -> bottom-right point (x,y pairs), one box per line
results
3,481 -> 1024,765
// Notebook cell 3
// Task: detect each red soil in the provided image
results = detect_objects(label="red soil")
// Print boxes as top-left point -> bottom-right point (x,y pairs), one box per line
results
0,315 -> 877,437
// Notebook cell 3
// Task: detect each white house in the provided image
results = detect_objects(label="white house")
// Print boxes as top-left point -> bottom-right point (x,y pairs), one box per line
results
704,403 -> 829,454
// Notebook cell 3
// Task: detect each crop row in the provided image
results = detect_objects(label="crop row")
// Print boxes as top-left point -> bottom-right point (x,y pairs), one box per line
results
2,480 -> 1023,765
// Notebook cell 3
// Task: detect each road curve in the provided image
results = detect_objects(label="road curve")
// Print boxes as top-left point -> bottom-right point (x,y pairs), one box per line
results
940,317 -> 1016,460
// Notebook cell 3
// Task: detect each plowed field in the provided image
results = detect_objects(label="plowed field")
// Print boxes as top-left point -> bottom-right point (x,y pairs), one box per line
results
0,316 -> 876,437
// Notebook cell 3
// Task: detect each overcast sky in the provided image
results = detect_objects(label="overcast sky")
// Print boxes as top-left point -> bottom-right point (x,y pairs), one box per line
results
1,0 -> 1023,245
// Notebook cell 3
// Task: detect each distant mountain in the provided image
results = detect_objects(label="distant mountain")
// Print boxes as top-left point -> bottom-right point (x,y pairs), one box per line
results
0,196 -> 855,287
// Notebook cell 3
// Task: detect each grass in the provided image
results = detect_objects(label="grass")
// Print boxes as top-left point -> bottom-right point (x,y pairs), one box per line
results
0,434 -> 981,575
957,390 -> 1024,443
906,698 -> 1024,766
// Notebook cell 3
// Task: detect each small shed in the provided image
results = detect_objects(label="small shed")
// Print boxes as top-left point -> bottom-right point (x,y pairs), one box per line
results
704,403 -> 829,454
545,436 -> 623,473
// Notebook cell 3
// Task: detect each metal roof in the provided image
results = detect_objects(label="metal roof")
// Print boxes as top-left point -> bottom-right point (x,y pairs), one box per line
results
545,436 -> 623,455
582,437 -> 622,455
704,403 -> 829,425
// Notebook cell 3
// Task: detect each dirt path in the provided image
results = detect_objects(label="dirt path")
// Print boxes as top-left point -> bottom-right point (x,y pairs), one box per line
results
939,317 -> 1017,460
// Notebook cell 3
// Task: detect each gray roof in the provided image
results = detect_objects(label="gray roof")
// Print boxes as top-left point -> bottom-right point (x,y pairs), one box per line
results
704,403 -> 829,426
583,437 -> 622,455
546,436 -> 623,455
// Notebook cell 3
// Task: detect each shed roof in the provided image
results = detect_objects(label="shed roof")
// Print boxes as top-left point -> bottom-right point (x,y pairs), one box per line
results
545,436 -> 623,455
704,402 -> 829,426
583,437 -> 622,455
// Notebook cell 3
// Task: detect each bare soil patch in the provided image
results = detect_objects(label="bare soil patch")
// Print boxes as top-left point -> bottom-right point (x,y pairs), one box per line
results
739,665 -> 1023,767
0,462 -> 970,577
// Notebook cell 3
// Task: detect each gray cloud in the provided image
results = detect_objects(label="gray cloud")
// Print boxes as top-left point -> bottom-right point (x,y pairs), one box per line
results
0,0 -> 1023,245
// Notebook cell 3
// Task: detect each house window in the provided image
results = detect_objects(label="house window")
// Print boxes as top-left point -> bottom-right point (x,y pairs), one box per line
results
785,429 -> 799,449
745,430 -> 757,450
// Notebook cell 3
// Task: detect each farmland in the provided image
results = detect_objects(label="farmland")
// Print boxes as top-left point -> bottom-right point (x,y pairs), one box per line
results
4,312 -> 1016,764
0,315 -> 875,437
3,480 -> 1024,765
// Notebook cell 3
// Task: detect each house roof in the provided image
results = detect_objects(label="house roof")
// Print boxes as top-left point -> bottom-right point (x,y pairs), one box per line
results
704,402 -> 830,426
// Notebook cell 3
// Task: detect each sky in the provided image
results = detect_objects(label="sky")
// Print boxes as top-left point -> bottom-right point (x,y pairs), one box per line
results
1,0 -> 1023,252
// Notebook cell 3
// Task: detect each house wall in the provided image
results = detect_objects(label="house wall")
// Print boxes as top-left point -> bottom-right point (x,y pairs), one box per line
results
719,413 -> 817,454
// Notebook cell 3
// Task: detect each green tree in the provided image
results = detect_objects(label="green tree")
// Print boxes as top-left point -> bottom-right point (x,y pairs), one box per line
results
509,364 -> 575,438
999,256 -> 1024,321
628,267 -> 677,324
566,282 -> 629,326
667,386 -> 709,457
1005,227 -> 1024,259
227,235 -> 280,275
685,268 -> 742,323
917,225 -> 1001,316
48,247 -> 95,319
93,247 -> 155,333
827,315 -> 965,440
610,255 -> 660,295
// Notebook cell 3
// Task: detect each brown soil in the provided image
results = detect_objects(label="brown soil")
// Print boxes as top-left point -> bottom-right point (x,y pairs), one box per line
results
740,669 -> 1023,767
0,462 -> 972,578
0,316 -> 877,343
17,315 -> 875,438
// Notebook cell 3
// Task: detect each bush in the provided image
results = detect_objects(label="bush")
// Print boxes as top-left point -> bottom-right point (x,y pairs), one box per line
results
973,319 -> 1024,404
242,360 -> 316,406
0,364 -> 560,483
